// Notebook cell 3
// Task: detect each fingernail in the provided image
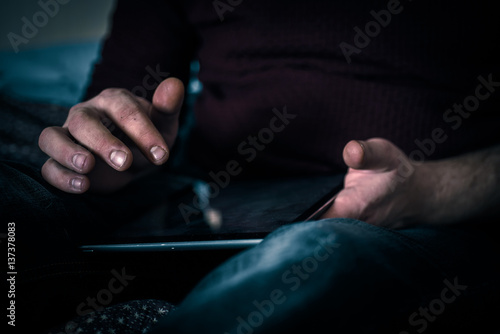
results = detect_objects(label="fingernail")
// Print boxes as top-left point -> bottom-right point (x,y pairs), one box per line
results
72,154 -> 87,170
71,178 -> 83,191
110,150 -> 127,168
355,140 -> 365,152
150,146 -> 167,161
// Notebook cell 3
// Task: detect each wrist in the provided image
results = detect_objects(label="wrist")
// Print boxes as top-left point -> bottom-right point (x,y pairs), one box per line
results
405,161 -> 442,224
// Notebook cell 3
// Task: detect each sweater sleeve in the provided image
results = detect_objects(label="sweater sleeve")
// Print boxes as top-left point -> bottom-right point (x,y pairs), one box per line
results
83,0 -> 197,102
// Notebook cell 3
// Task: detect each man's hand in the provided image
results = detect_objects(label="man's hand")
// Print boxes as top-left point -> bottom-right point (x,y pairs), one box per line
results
323,138 -> 500,228
38,77 -> 184,194
323,138 -> 428,228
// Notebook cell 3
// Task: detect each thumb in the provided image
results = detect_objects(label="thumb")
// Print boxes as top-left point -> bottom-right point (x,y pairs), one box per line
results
152,77 -> 185,115
343,138 -> 402,171
151,77 -> 185,143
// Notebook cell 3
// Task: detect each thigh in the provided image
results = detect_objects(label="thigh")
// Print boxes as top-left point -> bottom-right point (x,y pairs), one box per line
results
150,218 -> 500,334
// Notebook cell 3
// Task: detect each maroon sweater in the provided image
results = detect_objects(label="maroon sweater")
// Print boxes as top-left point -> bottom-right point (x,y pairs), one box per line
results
86,0 -> 500,177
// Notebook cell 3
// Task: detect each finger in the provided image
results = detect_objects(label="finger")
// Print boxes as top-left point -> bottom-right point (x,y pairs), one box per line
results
66,106 -> 133,171
151,77 -> 184,119
322,188 -> 362,220
93,88 -> 170,165
38,126 -> 95,174
343,138 -> 402,171
41,158 -> 90,194
150,77 -> 184,142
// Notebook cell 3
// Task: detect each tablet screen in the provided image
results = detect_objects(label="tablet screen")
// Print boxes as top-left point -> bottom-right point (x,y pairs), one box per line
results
80,174 -> 344,251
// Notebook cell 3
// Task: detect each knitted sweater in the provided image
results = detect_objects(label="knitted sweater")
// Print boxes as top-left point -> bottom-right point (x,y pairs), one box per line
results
86,0 -> 500,177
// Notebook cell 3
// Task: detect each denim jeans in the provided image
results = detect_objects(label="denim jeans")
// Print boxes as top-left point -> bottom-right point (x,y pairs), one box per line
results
148,217 -> 500,333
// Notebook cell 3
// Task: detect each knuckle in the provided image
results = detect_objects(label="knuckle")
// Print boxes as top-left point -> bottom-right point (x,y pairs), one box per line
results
41,159 -> 56,182
96,89 -> 146,123
92,136 -> 111,154
96,88 -> 132,108
40,159 -> 50,174
67,108 -> 90,134
114,102 -> 144,123
67,102 -> 86,118
38,127 -> 51,148
38,126 -> 58,151
99,87 -> 129,98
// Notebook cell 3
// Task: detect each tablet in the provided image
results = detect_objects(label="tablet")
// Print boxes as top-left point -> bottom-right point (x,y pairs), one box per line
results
79,173 -> 344,252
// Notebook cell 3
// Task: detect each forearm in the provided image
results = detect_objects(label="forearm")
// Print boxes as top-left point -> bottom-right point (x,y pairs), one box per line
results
416,144 -> 500,224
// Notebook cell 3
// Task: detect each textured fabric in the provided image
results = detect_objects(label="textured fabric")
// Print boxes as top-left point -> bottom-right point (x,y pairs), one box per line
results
45,299 -> 174,334
85,0 -> 500,177
0,94 -> 68,167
